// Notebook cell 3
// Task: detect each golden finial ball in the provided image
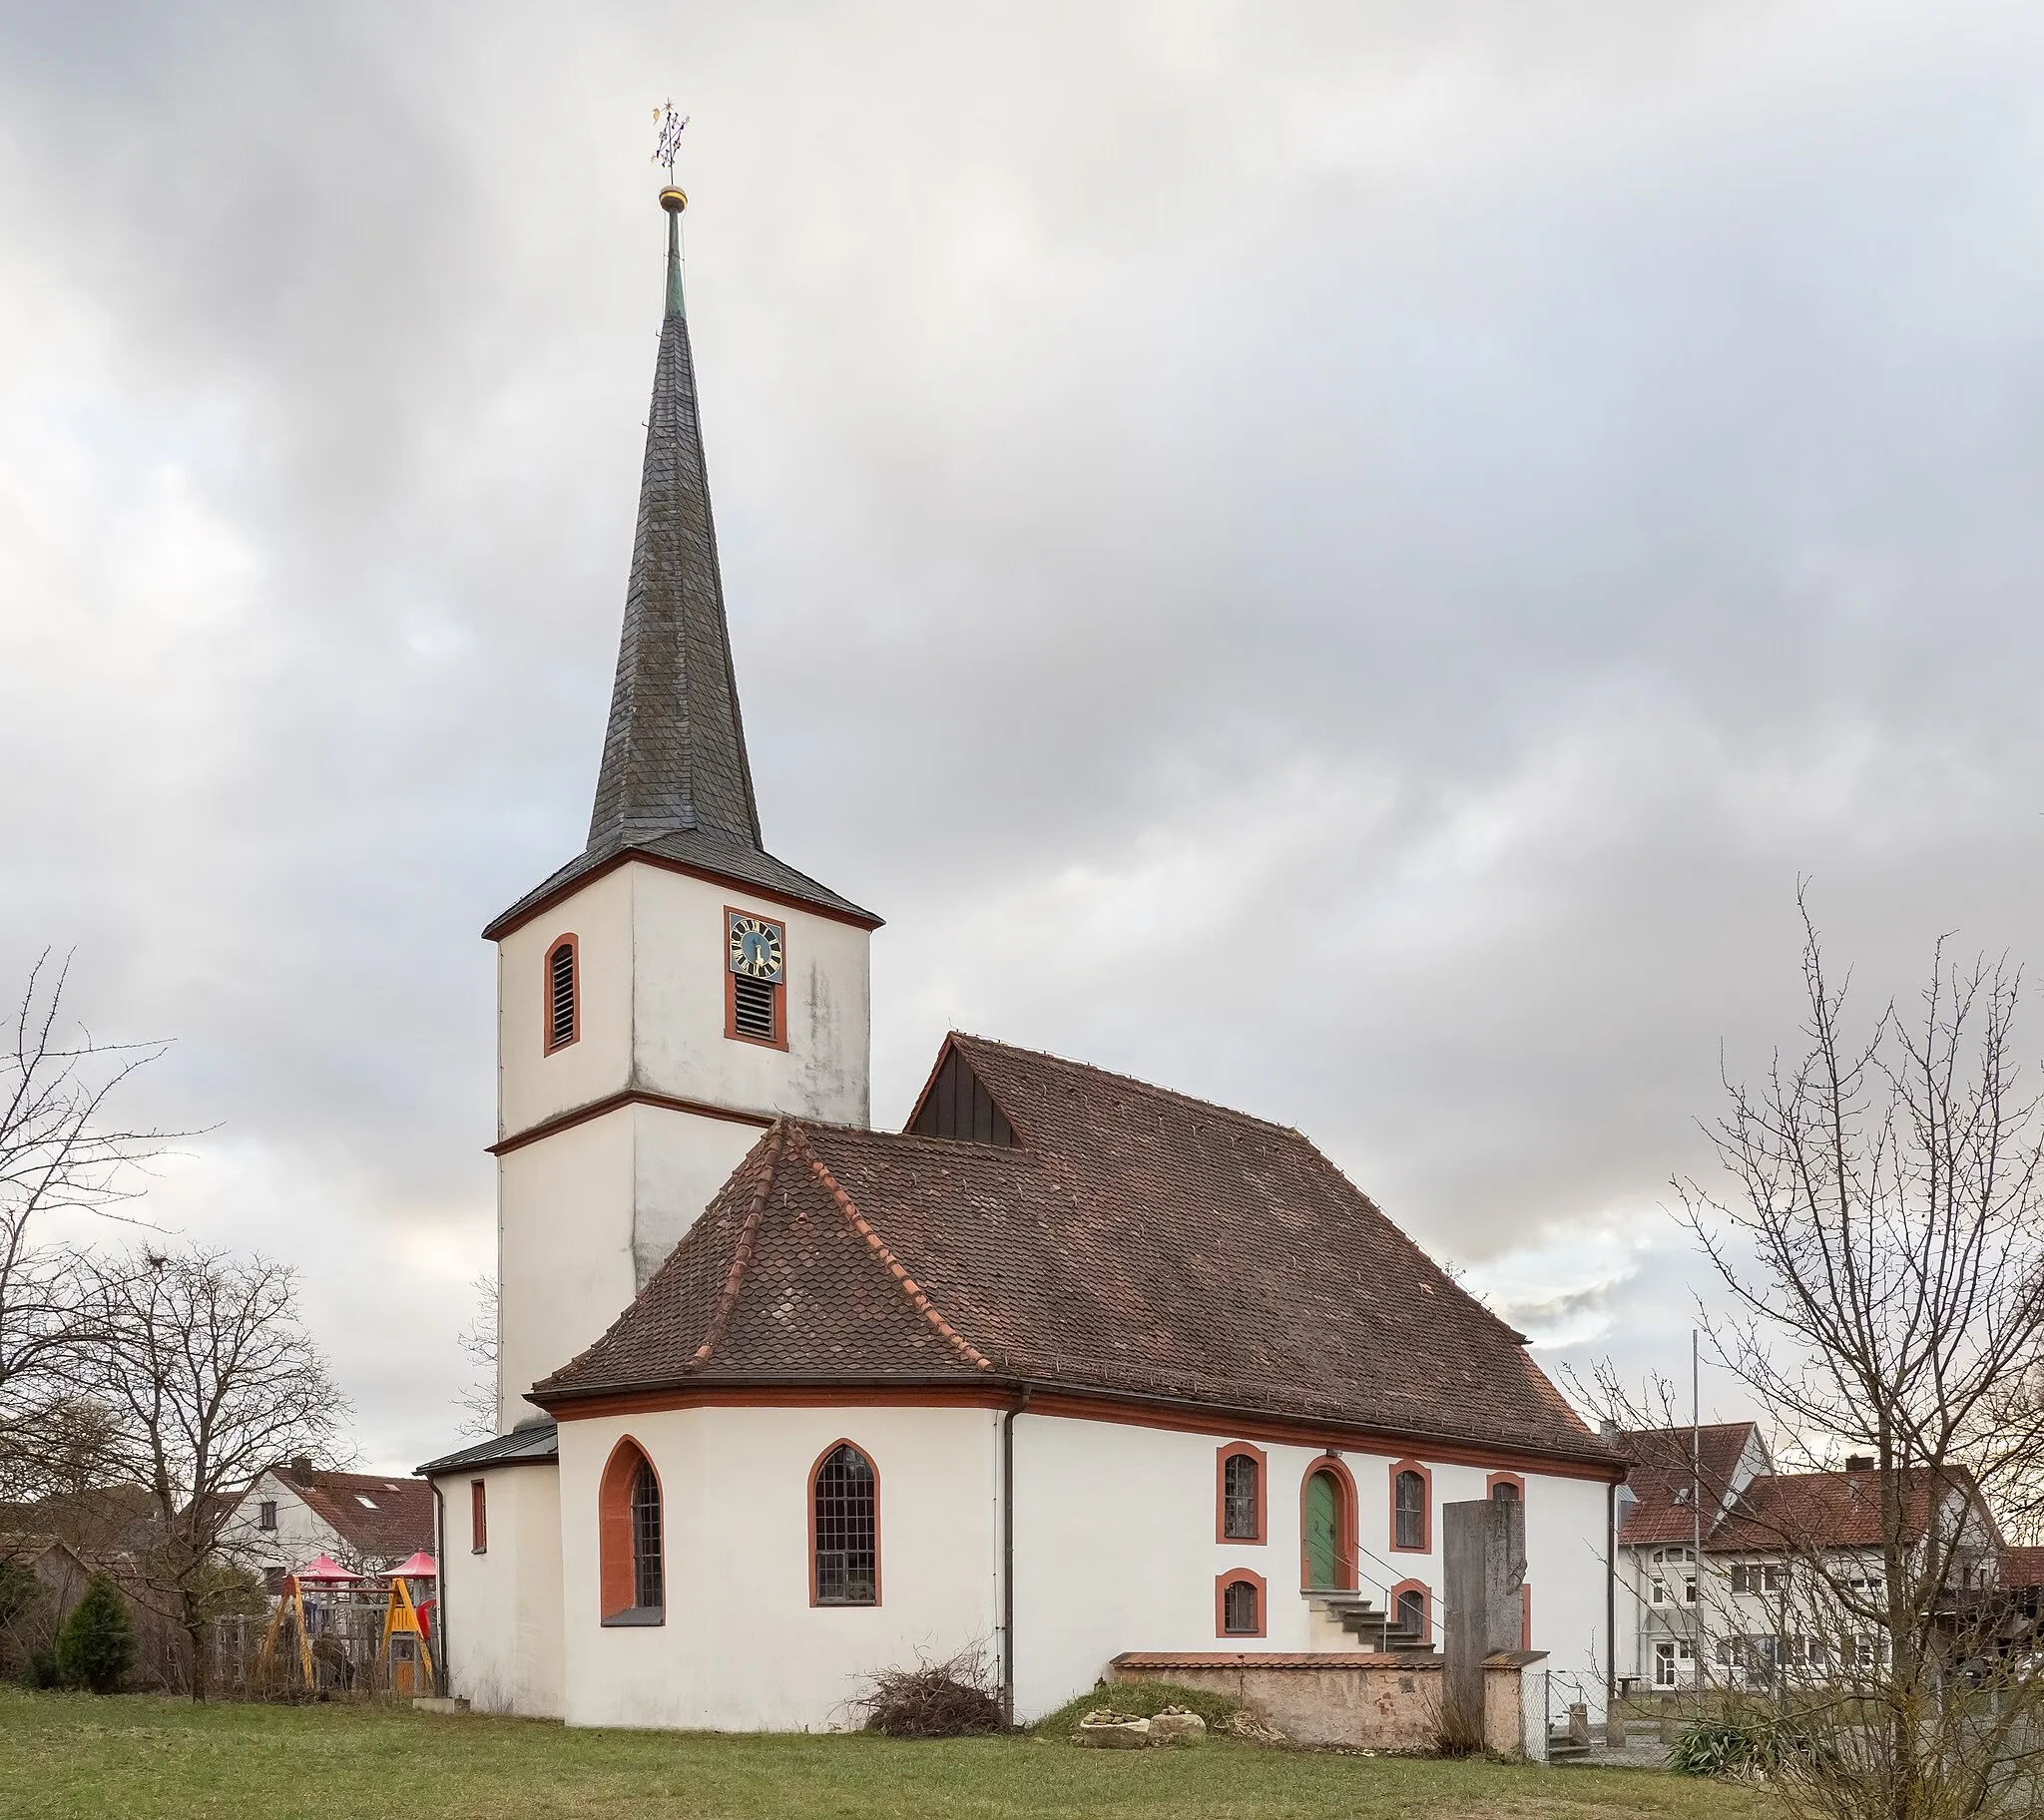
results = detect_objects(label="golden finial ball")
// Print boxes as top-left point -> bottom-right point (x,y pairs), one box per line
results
660,186 -> 688,215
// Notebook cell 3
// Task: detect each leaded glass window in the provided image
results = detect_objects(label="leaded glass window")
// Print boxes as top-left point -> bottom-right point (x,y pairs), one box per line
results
632,1458 -> 663,1611
1394,1469 -> 1426,1550
814,1444 -> 877,1604
1222,1578 -> 1259,1634
1223,1453 -> 1260,1540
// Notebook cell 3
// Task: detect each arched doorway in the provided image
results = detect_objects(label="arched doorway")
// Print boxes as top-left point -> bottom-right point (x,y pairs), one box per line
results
1300,1461 -> 1355,1590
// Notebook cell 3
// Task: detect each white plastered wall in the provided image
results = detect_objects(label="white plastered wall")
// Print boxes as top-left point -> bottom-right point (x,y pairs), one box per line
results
1009,1414 -> 1613,1721
557,1404 -> 996,1731
497,1110 -> 637,1429
628,866 -> 870,1127
437,1464 -> 565,1718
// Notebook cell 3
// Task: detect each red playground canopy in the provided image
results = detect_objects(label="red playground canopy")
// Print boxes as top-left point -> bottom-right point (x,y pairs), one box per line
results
294,1554 -> 361,1584
387,1551 -> 437,1580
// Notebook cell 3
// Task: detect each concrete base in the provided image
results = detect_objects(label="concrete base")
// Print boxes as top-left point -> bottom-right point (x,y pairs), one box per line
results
412,1697 -> 472,1715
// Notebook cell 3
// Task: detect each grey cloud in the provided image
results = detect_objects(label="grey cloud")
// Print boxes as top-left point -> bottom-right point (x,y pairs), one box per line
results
4,1 -> 2042,1466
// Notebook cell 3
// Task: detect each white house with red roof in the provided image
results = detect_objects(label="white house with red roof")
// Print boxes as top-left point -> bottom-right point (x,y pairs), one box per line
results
218,1457 -> 435,1591
417,180 -> 1625,1736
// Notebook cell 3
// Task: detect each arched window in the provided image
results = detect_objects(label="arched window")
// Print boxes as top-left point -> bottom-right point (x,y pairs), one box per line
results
544,936 -> 579,1054
810,1442 -> 878,1606
1300,1458 -> 1358,1590
1487,1471 -> 1525,1502
1216,1569 -> 1267,1637
598,1439 -> 662,1623
1217,1443 -> 1266,1543
1390,1461 -> 1432,1553
1390,1580 -> 1430,1642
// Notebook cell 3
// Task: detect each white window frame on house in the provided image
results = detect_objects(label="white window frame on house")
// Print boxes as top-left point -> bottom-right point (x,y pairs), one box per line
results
1652,1639 -> 1695,1689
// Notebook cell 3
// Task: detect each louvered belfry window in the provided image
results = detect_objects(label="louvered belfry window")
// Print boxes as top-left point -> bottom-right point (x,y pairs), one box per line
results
545,938 -> 578,1052
813,1444 -> 877,1604
732,974 -> 776,1041
631,1458 -> 663,1611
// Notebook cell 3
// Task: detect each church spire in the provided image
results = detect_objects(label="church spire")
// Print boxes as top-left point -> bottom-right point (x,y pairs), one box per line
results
586,183 -> 763,854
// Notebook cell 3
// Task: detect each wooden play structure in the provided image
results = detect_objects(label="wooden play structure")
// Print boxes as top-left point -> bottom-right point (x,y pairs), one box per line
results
239,1552 -> 437,1699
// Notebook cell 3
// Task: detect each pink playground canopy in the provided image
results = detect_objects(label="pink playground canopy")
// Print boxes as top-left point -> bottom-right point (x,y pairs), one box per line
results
388,1551 -> 438,1580
293,1554 -> 361,1584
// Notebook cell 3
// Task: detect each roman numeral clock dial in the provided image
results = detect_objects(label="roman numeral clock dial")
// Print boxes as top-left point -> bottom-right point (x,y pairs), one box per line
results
728,914 -> 785,982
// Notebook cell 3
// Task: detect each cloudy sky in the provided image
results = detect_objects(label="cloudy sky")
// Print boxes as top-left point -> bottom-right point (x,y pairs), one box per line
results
5,2 -> 2043,1472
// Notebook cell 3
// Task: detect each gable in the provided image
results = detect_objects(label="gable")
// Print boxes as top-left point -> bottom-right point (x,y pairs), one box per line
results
907,1044 -> 1016,1146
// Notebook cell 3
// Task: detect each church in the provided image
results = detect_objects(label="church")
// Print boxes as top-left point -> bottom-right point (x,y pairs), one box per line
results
419,183 -> 1622,1733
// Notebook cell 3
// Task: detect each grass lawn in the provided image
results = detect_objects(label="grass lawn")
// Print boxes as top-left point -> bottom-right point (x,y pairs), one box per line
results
0,1688 -> 1778,1820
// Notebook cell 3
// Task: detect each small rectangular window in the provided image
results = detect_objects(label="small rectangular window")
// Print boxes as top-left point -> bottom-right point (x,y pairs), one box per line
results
257,1500 -> 277,1532
471,1479 -> 488,1554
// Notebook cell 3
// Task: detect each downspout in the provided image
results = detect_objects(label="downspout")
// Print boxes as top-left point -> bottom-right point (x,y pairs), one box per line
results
1606,1478 -> 1617,1719
1001,1387 -> 1031,1727
431,1480 -> 451,1699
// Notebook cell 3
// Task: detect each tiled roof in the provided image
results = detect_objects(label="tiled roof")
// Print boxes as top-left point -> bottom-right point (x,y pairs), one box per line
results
416,1423 -> 559,1478
279,1468 -> 434,1563
536,1035 -> 1617,1470
1705,1468 -> 1941,1554
485,205 -> 872,942
2000,1547 -> 2044,1590
1615,1423 -> 1760,1546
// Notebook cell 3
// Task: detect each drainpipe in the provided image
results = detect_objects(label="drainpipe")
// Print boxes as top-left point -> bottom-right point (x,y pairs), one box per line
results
431,1480 -> 450,1699
1001,1387 -> 1031,1727
1605,1479 -> 1616,1722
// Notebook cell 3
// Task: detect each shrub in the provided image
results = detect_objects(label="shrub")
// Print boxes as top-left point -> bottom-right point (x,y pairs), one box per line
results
1032,1679 -> 1243,1741
854,1644 -> 1005,1738
56,1574 -> 136,1694
1669,1710 -> 1829,1780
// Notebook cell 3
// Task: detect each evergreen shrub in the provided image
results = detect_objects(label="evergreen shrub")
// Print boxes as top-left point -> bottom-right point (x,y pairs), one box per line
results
56,1574 -> 136,1694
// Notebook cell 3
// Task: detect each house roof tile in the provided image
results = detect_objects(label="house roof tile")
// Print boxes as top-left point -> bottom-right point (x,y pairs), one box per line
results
1615,1423 -> 1760,1546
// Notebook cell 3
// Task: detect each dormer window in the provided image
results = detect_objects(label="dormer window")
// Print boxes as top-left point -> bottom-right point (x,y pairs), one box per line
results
544,936 -> 579,1054
726,910 -> 787,1050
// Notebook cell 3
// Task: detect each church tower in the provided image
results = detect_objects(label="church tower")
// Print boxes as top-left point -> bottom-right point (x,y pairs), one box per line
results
484,184 -> 879,1430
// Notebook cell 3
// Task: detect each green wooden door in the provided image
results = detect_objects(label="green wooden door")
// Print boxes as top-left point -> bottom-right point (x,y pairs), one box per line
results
1304,1471 -> 1339,1588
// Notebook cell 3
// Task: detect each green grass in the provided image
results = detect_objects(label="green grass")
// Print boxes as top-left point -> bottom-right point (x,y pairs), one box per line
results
0,1685 -> 1778,1820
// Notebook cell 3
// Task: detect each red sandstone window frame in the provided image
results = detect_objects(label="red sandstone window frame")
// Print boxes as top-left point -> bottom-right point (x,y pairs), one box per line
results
542,934 -> 580,1055
1389,1459 -> 1433,1554
723,906 -> 789,1052
598,1437 -> 664,1623
1486,1471 -> 1526,1502
1298,1455 -> 1360,1591
1388,1577 -> 1432,1643
470,1479 -> 487,1555
808,1439 -> 881,1608
1216,1442 -> 1268,1545
1521,1582 -> 1532,1650
1216,1568 -> 1268,1638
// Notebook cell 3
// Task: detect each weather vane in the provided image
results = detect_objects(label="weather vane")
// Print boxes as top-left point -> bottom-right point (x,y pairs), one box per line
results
653,101 -> 689,185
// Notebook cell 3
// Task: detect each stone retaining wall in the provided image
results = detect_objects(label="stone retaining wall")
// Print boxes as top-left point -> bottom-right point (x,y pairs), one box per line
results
1109,1651 -> 1531,1755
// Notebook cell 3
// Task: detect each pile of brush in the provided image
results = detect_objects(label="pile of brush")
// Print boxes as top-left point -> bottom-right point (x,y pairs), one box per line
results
855,1644 -> 1005,1738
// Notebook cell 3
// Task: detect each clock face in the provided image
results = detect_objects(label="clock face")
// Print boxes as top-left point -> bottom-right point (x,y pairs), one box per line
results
728,913 -> 785,982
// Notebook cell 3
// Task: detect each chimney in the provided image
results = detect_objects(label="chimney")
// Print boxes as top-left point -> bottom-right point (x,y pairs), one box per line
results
288,1455 -> 315,1484
1843,1455 -> 1874,1473
1599,1418 -> 1620,1440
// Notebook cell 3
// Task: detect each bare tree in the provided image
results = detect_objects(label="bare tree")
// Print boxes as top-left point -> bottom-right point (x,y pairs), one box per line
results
1673,896 -> 2044,1819
454,1271 -> 498,1438
0,952 -> 173,1502
84,1247 -> 344,1699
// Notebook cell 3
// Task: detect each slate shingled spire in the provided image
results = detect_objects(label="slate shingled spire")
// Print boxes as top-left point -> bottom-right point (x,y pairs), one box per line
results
483,191 -> 877,939
587,190 -> 762,852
